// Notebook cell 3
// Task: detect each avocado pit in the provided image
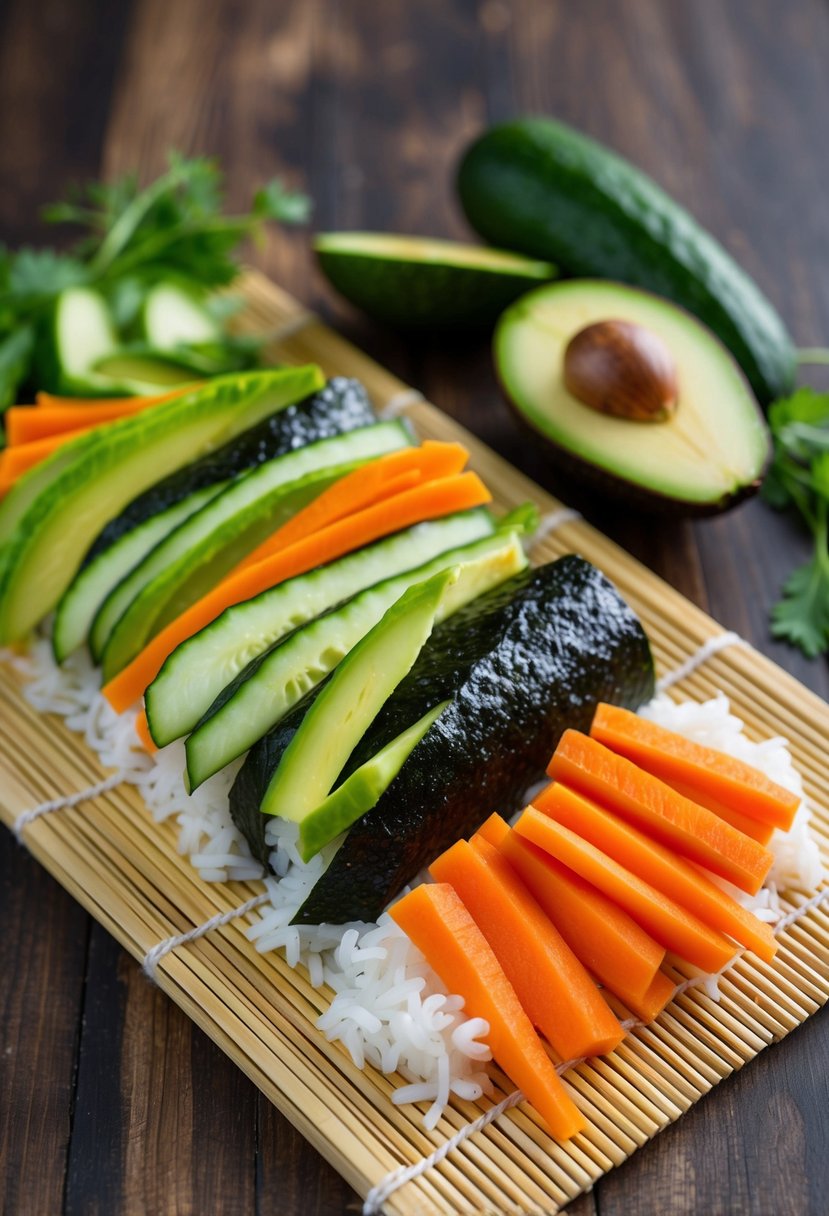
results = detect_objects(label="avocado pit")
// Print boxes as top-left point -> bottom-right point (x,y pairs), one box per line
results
563,319 -> 678,423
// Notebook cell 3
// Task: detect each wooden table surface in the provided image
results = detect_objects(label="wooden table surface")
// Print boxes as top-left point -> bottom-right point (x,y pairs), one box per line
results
2,1 -> 828,1213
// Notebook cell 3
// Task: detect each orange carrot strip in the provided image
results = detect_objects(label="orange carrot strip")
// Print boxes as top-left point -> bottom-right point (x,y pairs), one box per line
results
236,441 -> 469,569
234,470 -> 421,572
0,433 -> 77,481
134,709 -> 157,754
534,783 -> 777,963
515,807 -> 738,973
431,838 -> 623,1060
633,971 -> 677,1022
590,703 -> 799,834
548,731 -> 773,896
102,471 -> 491,712
389,883 -> 585,1140
474,813 -> 665,1008
7,395 -> 187,444
36,385 -> 197,409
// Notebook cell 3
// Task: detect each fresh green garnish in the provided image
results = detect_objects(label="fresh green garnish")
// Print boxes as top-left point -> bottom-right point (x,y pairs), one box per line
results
0,153 -> 311,408
764,388 -> 829,657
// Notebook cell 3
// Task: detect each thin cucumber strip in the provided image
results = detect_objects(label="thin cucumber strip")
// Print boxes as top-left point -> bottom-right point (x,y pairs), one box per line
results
53,480 -> 227,662
141,283 -> 220,348
184,530 -> 527,789
261,567 -> 457,822
145,508 -> 495,747
0,366 -> 324,641
45,287 -> 120,395
296,701 -> 451,862
94,420 -> 409,673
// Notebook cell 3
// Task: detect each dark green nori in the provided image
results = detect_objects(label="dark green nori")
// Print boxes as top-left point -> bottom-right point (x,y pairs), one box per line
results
83,378 -> 376,563
229,554 -> 654,923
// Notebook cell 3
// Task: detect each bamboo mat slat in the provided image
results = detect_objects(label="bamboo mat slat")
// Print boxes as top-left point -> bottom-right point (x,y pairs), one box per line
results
1,269 -> 828,1216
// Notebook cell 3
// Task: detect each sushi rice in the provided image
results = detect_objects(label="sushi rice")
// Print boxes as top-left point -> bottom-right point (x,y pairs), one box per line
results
6,631 -> 824,1129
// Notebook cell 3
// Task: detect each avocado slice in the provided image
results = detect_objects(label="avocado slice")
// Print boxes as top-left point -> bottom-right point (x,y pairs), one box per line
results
495,279 -> 771,514
296,701 -> 451,862
314,232 -> 556,329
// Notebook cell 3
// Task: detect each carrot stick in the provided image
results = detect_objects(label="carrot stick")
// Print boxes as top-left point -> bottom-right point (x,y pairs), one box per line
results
235,441 -> 469,569
6,395 -> 189,444
473,813 -> 666,1010
633,971 -> 677,1022
0,433 -> 77,482
534,783 -> 777,963
548,731 -> 773,895
389,883 -> 586,1140
133,709 -> 157,753
590,703 -> 799,834
514,807 -> 739,973
430,838 -> 623,1060
102,470 -> 491,712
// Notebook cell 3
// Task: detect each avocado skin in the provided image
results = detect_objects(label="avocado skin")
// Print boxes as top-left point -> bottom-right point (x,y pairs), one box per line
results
229,555 -> 653,922
457,118 -> 795,406
83,378 -> 376,564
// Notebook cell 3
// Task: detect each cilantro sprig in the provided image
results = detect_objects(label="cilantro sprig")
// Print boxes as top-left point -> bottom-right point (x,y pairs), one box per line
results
0,153 -> 310,407
764,388 -> 829,657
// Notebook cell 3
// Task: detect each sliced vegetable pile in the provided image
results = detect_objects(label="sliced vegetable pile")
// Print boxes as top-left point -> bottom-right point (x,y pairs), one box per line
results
396,702 -> 792,1139
0,154 -> 309,409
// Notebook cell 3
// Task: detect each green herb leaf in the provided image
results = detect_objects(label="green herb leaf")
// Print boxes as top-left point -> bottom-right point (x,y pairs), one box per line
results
253,179 -> 312,224
0,325 -> 35,409
771,548 -> 829,658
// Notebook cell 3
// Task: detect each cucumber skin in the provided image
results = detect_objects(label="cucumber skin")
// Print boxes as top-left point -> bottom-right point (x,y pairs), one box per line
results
457,118 -> 795,405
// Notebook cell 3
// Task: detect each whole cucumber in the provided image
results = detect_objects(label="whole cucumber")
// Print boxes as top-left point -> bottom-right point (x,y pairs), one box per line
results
457,118 -> 795,405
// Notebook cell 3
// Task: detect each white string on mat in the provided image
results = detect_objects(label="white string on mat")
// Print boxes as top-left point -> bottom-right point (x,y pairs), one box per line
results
529,507 -> 583,550
377,389 -> 424,421
142,891 -> 270,981
656,631 -> 748,694
362,884 -> 829,1215
13,773 -> 123,842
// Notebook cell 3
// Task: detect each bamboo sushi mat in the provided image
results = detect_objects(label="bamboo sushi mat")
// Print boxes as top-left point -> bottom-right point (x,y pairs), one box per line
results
2,269 -> 829,1216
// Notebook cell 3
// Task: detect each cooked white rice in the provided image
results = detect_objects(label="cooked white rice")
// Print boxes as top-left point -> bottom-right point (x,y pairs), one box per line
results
8,634 -> 825,1127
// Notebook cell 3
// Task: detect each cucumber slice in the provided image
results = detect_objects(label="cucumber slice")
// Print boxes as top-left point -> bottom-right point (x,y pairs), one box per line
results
296,701 -> 451,862
0,366 -> 324,642
145,508 -> 495,747
53,480 -> 227,662
141,283 -> 221,348
41,287 -> 120,395
184,530 -> 527,789
92,351 -> 198,392
97,421 -> 410,679
261,567 -> 457,823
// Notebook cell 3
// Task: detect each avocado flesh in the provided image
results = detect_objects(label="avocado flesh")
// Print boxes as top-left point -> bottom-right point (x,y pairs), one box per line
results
495,279 -> 770,511
297,701 -> 450,862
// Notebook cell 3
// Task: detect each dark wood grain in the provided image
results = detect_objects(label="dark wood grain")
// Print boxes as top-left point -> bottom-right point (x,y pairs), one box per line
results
2,0 -> 829,1213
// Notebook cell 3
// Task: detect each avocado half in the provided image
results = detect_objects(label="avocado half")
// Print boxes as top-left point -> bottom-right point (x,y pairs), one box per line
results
494,280 -> 771,515
315,232 -> 556,329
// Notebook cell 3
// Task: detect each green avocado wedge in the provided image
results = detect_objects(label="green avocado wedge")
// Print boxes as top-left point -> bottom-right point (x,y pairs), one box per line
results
314,232 -> 556,328
458,118 -> 795,405
259,568 -> 459,825
494,280 -> 771,514
0,365 -> 324,642
296,701 -> 451,862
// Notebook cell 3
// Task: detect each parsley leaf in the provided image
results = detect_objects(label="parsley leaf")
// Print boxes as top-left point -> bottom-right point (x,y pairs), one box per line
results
766,388 -> 829,657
